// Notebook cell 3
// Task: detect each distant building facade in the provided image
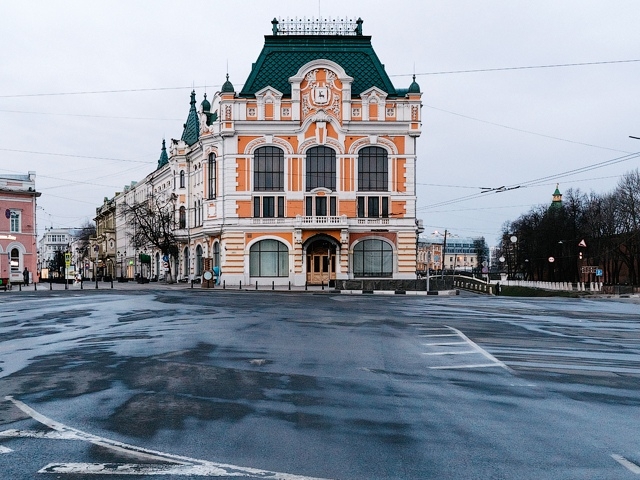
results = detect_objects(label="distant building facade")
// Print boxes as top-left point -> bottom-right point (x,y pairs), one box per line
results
0,172 -> 40,284
419,231 -> 482,273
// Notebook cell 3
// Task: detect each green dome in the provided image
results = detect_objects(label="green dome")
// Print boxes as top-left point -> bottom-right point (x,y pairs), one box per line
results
221,74 -> 235,93
408,74 -> 420,93
201,93 -> 211,112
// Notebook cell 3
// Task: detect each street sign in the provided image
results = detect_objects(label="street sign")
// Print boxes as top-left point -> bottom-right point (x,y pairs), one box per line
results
548,256 -> 555,263
163,262 -> 169,268
580,266 -> 598,274
64,253 -> 71,267
596,269 -> 603,277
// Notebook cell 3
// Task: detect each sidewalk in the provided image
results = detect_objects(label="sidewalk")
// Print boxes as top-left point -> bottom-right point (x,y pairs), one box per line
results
1,280 -> 457,296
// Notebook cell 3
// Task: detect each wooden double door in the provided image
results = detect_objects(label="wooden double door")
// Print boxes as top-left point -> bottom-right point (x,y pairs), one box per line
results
306,241 -> 336,285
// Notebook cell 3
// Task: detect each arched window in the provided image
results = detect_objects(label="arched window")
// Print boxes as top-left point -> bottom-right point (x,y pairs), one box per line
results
183,247 -> 190,277
195,245 -> 203,276
10,248 -> 20,275
179,170 -> 185,188
213,241 -> 220,268
353,239 -> 393,277
179,206 -> 186,229
254,146 -> 284,191
306,146 -> 336,191
208,153 -> 216,199
249,239 -> 288,277
358,146 -> 388,191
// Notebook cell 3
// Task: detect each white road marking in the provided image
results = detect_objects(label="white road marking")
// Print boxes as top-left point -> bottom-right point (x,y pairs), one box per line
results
422,342 -> 467,346
5,396 -> 333,480
430,363 -> 504,370
0,429 -> 81,440
0,445 -> 13,454
418,334 -> 458,337
422,350 -> 477,356
444,326 -> 512,372
612,454 -> 640,474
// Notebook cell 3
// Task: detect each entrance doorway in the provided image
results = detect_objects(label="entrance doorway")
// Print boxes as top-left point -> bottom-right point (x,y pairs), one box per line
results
306,239 -> 336,285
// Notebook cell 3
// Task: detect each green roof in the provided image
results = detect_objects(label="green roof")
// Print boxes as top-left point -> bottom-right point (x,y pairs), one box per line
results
240,35 -> 398,97
181,90 -> 200,146
157,139 -> 169,169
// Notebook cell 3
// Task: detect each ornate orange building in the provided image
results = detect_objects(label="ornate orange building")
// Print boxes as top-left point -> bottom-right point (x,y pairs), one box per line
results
117,18 -> 423,287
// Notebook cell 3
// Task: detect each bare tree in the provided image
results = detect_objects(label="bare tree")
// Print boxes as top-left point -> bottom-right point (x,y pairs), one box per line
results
119,194 -> 179,283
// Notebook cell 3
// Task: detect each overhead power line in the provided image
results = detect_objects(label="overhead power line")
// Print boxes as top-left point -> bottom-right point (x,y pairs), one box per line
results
391,59 -> 640,77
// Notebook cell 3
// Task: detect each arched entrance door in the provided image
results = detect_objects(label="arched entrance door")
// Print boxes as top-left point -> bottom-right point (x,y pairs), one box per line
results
305,237 -> 337,285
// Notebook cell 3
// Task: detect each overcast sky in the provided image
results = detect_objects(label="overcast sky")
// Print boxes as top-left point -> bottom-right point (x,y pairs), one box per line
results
1,1 -> 639,244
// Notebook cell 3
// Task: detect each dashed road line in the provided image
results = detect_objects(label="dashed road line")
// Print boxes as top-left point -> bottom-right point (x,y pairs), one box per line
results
0,445 -> 13,454
422,350 -> 477,356
612,454 -> 640,474
4,395 -> 333,479
418,334 -> 458,338
422,342 -> 467,346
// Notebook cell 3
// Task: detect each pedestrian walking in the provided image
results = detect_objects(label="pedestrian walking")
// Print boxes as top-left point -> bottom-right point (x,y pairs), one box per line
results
23,267 -> 29,286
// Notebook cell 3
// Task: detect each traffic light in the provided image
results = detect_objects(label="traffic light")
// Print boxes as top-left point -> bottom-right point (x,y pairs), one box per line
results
579,251 -> 583,260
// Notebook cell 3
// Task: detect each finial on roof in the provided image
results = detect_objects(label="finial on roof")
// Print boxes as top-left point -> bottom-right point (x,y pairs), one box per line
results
408,74 -> 420,93
221,73 -> 235,93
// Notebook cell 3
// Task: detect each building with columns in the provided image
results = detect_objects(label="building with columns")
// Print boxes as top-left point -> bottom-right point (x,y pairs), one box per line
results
114,18 -> 423,286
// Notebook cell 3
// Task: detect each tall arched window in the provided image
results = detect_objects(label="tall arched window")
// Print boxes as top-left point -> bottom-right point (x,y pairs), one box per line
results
249,239 -> 288,277
179,170 -> 185,188
10,248 -> 20,275
183,247 -> 190,277
195,245 -> 203,276
179,206 -> 186,229
208,153 -> 216,199
213,242 -> 220,268
353,239 -> 393,277
254,146 -> 284,191
358,146 -> 388,191
306,146 -> 336,191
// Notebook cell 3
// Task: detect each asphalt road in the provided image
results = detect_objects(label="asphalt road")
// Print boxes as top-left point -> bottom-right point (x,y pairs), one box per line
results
0,288 -> 639,479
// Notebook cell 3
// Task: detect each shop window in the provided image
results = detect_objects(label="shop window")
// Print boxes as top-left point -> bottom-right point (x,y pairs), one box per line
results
353,239 -> 393,277
249,239 -> 288,277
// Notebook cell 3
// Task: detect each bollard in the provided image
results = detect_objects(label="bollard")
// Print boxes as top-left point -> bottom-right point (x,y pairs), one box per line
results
239,281 -> 242,290
191,280 -> 194,289
321,281 -> 324,290
255,281 -> 258,290
65,279 -> 68,290
111,277 -> 114,289
34,282 -> 37,291
305,281 -> 308,291
50,281 -> 52,291
272,281 -> 274,291
223,280 -> 226,289
19,283 -> 21,292
288,281 -> 291,291
80,279 -> 83,290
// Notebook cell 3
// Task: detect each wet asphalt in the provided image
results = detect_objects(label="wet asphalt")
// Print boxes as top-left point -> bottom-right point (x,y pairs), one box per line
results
0,287 -> 639,479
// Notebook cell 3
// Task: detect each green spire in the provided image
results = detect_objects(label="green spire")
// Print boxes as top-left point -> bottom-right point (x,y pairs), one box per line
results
181,90 -> 200,146
157,139 -> 169,169
550,183 -> 563,210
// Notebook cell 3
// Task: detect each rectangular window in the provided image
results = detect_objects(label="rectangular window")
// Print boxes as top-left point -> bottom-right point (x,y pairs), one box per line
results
368,197 -> 379,218
208,154 -> 216,199
263,196 -> 275,218
357,197 -> 365,218
330,197 -> 337,216
277,196 -> 285,218
305,197 -> 313,216
357,196 -> 389,218
10,211 -> 20,233
316,197 -> 327,217
255,196 -> 284,218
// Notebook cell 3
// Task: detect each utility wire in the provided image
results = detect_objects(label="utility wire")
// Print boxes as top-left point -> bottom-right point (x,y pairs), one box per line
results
391,59 -> 640,77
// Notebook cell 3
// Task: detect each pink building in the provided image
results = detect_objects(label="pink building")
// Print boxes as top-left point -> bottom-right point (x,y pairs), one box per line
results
0,172 -> 40,285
